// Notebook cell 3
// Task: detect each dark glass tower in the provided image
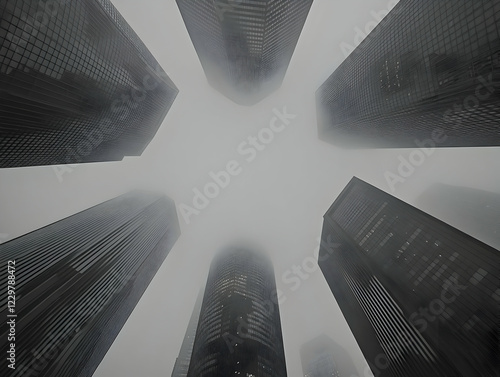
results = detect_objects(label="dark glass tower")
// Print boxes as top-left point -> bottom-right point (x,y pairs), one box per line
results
318,177 -> 499,377
0,191 -> 180,377
172,289 -> 204,377
176,0 -> 313,105
317,0 -> 500,148
187,247 -> 287,377
0,0 -> 178,168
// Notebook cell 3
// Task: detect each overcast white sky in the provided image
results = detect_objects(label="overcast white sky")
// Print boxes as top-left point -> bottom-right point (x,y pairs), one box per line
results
1,0 -> 499,376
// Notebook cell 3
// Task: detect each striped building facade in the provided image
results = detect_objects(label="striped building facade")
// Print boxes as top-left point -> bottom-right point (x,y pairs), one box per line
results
319,177 -> 499,377
171,289 -> 204,377
0,191 -> 180,376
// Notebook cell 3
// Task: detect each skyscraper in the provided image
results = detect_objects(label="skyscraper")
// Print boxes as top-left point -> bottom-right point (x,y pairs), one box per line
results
0,191 -> 180,377
317,1 -> 500,148
187,247 -> 287,376
300,335 -> 341,377
171,289 -> 204,377
318,177 -> 499,377
176,0 -> 313,105
0,0 -> 178,168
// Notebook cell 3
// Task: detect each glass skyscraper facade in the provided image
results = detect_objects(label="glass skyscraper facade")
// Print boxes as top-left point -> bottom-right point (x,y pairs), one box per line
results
187,248 -> 287,377
317,0 -> 500,148
318,177 -> 499,377
176,0 -> 313,105
172,289 -> 204,377
0,0 -> 178,168
0,191 -> 180,377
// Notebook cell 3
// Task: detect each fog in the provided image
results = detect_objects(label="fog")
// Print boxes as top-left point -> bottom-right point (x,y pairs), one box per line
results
0,0 -> 499,376
417,183 -> 500,250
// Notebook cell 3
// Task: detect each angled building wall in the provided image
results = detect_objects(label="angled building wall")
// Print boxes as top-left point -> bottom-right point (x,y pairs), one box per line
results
0,191 -> 180,376
176,0 -> 313,105
317,1 -> 500,148
172,289 -> 204,377
0,0 -> 178,167
318,177 -> 499,377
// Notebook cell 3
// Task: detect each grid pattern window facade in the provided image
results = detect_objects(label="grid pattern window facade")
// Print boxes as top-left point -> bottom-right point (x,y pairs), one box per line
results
187,249 -> 287,377
317,0 -> 500,148
176,0 -> 312,105
0,0 -> 178,167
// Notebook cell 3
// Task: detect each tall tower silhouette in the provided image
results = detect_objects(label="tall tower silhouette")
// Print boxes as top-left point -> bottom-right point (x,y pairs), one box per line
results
176,0 -> 313,105
187,247 -> 288,376
0,191 -> 180,377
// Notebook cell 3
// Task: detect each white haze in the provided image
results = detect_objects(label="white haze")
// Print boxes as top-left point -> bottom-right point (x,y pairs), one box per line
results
0,0 -> 499,376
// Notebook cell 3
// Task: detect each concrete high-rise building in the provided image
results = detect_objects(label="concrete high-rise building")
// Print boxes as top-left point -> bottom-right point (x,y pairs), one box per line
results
187,247 -> 287,376
176,0 -> 313,105
0,0 -> 178,168
300,335 -> 341,377
318,177 -> 499,377
0,191 -> 180,377
171,289 -> 204,377
317,1 -> 500,148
